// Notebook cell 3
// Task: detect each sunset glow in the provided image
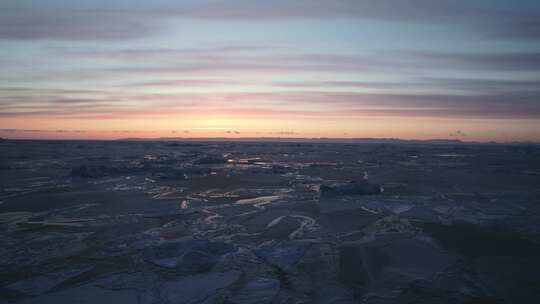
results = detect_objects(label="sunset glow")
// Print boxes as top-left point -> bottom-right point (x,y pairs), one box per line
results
1,1 -> 540,142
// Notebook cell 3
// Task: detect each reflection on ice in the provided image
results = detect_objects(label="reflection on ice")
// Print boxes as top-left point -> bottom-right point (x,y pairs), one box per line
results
235,195 -> 281,208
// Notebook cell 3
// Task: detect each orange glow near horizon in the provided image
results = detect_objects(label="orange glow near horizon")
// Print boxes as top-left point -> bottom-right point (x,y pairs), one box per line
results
1,2 -> 540,143
2,115 -> 539,142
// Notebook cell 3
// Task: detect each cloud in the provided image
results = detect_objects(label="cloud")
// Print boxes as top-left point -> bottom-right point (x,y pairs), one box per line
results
274,78 -> 540,94
1,1 -> 539,41
0,1 -> 158,41
2,45 -> 539,123
128,79 -> 242,88
400,51 -> 540,72
2,89 -> 540,120
71,49 -> 540,78
57,46 -> 271,59
0,128 -> 86,133
5,46 -> 536,89
156,0 -> 540,40
111,130 -> 146,133
270,131 -> 298,135
449,130 -> 466,137
418,78 -> 540,93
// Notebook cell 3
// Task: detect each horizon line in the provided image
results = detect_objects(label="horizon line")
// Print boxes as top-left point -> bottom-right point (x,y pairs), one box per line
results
2,136 -> 539,145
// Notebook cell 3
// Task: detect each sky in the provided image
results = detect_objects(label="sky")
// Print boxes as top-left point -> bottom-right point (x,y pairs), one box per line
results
1,0 -> 540,142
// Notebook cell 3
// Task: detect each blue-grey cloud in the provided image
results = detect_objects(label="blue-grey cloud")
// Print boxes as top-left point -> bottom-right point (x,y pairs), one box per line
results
72,49 -> 540,74
275,78 -> 540,94
1,1 -> 539,41
400,51 -> 540,72
0,1 -> 158,40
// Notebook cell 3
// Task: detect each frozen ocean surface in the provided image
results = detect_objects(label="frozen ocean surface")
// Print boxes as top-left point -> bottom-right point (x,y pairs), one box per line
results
1,140 -> 540,303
